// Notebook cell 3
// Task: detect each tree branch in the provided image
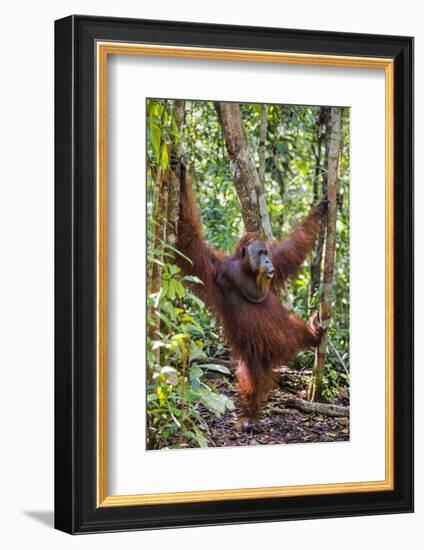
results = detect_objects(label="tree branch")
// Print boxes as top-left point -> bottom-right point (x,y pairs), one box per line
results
285,397 -> 349,417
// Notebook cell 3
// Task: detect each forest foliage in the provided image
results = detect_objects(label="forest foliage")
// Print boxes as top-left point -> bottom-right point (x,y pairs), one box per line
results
146,99 -> 350,450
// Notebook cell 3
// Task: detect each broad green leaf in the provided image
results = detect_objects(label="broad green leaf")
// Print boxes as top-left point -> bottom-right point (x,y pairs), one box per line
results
200,363 -> 231,375
150,122 -> 162,163
160,145 -> 168,171
192,427 -> 208,448
183,275 -> 204,285
154,310 -> 172,329
189,342 -> 205,362
190,363 -> 203,381
199,387 -> 226,415
174,280 -> 185,298
186,292 -> 205,309
222,395 -> 235,411
169,264 -> 181,275
167,280 -> 175,300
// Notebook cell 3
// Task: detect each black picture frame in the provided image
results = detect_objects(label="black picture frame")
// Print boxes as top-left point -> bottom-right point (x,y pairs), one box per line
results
55,14 -> 414,534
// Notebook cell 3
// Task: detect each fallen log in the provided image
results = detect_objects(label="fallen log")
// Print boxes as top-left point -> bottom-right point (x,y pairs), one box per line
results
284,397 -> 349,417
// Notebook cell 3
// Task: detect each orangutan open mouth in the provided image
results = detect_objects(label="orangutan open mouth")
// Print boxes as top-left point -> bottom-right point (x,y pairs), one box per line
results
265,270 -> 274,280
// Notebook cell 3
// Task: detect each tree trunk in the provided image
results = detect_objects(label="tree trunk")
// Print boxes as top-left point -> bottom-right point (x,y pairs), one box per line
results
149,100 -> 169,300
258,104 -> 268,185
257,104 -> 274,240
310,107 -> 330,302
308,107 -> 342,402
166,100 -> 186,247
215,101 -> 271,237
148,100 -> 187,347
272,112 -> 289,232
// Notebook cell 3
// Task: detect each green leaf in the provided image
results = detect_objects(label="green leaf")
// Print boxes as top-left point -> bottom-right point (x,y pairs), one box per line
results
183,275 -> 204,285
150,122 -> 162,163
186,292 -> 205,309
190,363 -> 203,381
160,145 -> 168,170
161,300 -> 177,321
167,404 -> 181,428
199,387 -> 226,415
167,280 -> 176,300
192,426 -> 208,448
222,395 -> 235,411
189,342 -> 205,362
174,280 -> 185,298
162,280 -> 169,295
154,310 -> 172,329
200,363 -> 231,375
169,264 -> 181,275
191,378 -> 201,392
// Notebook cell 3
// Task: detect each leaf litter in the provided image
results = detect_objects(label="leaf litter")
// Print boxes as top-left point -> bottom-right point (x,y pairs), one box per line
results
197,369 -> 350,448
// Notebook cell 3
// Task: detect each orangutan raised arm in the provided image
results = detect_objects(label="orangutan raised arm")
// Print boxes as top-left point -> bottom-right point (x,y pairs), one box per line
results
173,158 -> 224,305
270,197 -> 328,288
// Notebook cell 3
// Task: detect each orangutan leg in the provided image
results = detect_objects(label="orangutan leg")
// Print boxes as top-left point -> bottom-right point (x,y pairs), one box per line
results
235,359 -> 275,432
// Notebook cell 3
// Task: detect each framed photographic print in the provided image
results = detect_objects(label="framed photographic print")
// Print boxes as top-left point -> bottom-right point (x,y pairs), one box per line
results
54,15 -> 413,534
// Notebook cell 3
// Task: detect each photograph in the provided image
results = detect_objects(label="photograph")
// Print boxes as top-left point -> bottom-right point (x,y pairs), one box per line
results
146,99 -> 351,450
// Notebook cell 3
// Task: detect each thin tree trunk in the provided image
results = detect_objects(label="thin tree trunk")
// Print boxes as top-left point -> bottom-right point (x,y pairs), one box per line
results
215,101 -> 271,237
308,107 -> 342,402
310,229 -> 325,301
258,104 -> 268,185
166,100 -> 186,247
272,113 -> 289,231
148,100 -> 187,348
310,107 -> 330,302
149,101 -> 169,300
257,104 -> 274,240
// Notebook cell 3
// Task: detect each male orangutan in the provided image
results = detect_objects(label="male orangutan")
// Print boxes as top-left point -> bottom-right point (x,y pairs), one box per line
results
172,158 -> 328,432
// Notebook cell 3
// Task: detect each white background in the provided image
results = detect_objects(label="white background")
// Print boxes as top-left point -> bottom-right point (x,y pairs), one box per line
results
108,57 -> 386,495
0,1 -> 421,549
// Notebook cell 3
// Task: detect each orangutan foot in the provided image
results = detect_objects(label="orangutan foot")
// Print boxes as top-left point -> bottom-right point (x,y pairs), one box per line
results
236,417 -> 259,433
309,310 -> 327,341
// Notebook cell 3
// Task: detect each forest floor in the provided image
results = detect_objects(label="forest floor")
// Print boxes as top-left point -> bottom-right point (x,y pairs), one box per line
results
199,367 -> 350,448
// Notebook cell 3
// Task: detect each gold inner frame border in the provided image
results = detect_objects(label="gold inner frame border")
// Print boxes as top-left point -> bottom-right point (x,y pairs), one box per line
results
96,42 -> 394,508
